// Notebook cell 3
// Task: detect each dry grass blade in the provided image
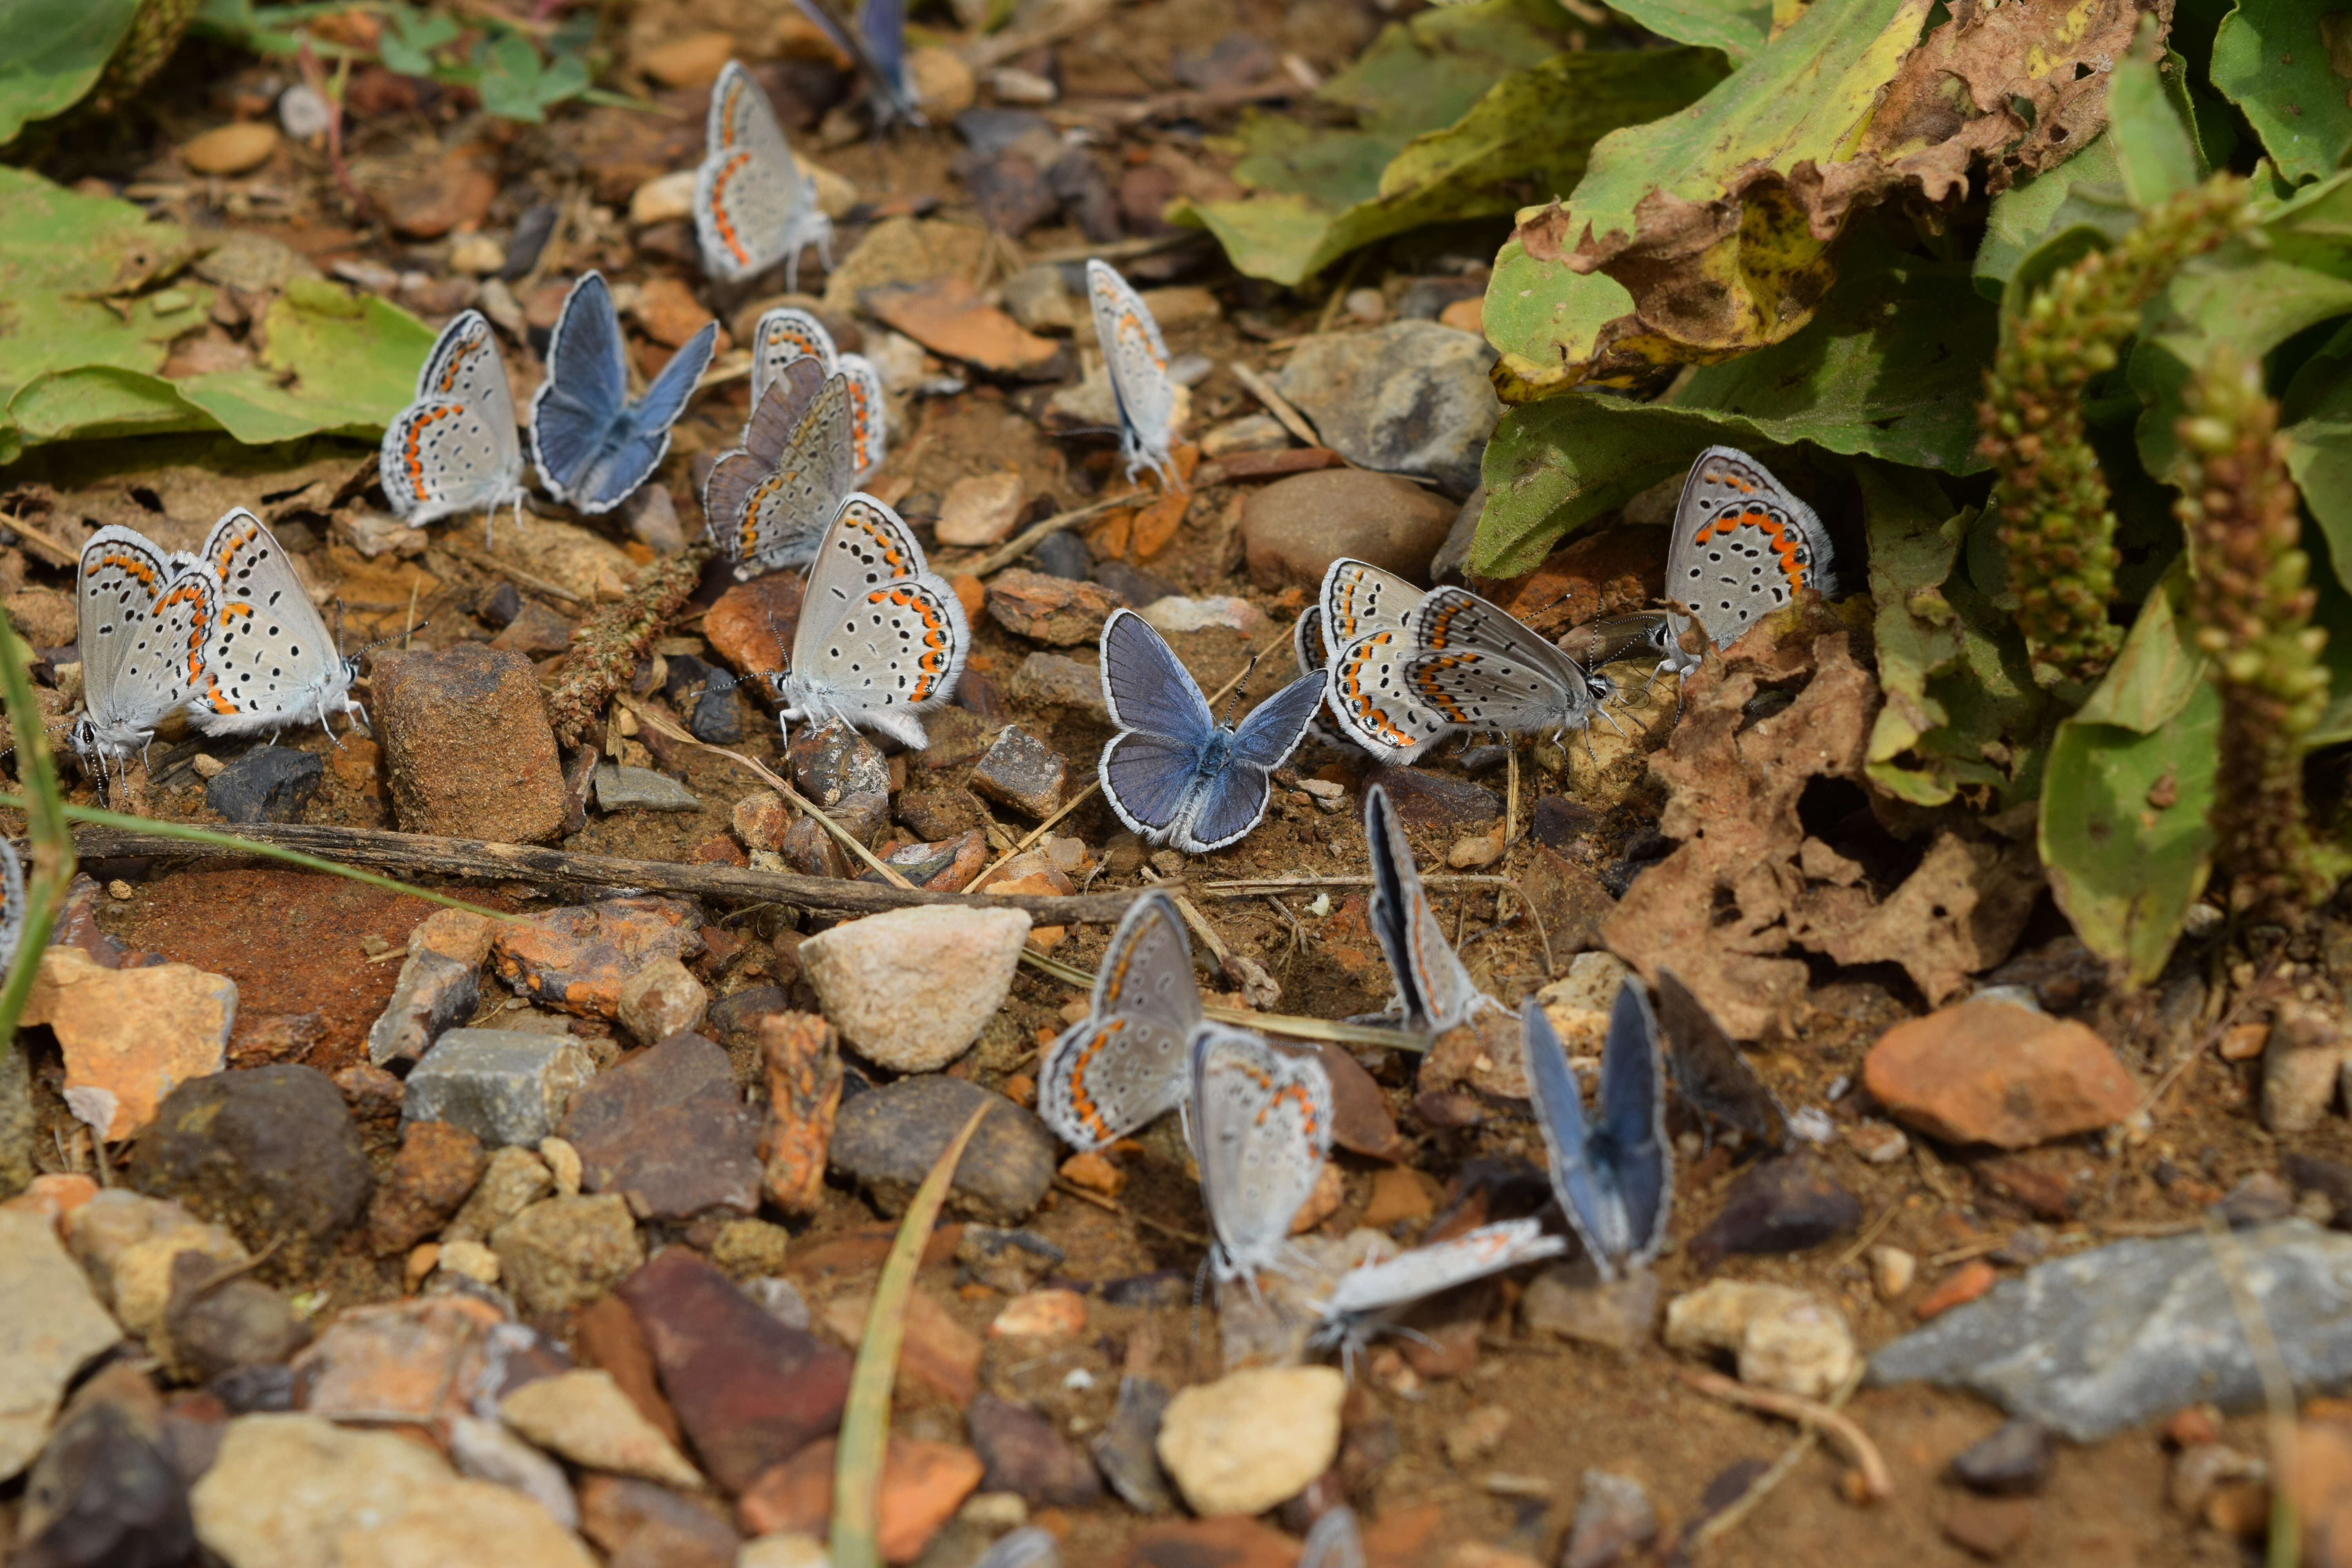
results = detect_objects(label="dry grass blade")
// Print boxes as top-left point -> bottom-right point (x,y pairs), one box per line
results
1684,1365 -> 1871,1555
833,1103 -> 991,1568
1227,361 -> 1325,451
1679,1365 -> 1890,1508
0,618 -> 76,1052
956,494 -> 1135,579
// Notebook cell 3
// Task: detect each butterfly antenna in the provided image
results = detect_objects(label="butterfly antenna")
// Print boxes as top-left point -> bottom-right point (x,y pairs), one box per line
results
1219,653 -> 1261,729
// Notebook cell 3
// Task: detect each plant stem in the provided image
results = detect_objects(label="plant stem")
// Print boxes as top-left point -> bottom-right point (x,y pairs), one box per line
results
0,619 -> 76,1056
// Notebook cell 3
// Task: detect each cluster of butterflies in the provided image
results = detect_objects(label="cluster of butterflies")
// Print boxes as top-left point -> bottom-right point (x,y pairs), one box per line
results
1037,781 -> 1793,1364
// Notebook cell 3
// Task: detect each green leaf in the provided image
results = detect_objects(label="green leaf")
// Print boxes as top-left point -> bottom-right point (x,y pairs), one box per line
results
2284,339 -> 2352,599
0,0 -> 140,143
1474,395 -> 1712,578
1974,130 -> 2127,298
177,277 -> 438,443
379,7 -> 460,75
2210,1 -> 2352,187
1606,0 -> 1773,62
2107,23 -> 2199,211
2039,567 -> 2218,985
6,366 -> 211,443
476,30 -> 550,121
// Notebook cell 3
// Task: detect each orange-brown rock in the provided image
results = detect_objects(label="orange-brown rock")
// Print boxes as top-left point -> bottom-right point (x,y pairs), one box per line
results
24,947 -> 234,1139
759,1011 -> 843,1218
820,1287 -> 980,1407
489,897 -> 704,1018
705,572 -> 806,682
1915,1260 -> 1998,1320
1863,1000 -> 2138,1149
735,1436 -> 983,1559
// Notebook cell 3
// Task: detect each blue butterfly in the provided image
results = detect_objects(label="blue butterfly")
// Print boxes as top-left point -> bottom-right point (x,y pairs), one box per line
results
1097,608 -> 1324,854
791,0 -> 924,130
1522,982 -> 1672,1281
529,272 -> 719,514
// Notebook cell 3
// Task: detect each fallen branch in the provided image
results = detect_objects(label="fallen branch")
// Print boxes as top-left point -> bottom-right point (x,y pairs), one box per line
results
545,551 -> 708,746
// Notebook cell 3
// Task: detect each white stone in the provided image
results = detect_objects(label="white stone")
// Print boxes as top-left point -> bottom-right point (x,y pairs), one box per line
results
1138,595 -> 1271,637
936,470 -> 1027,548
1663,1279 -> 1856,1400
1869,1244 -> 1917,1300
1536,951 -> 1633,1057
191,1413 -> 457,1568
1201,413 -> 1290,458
988,65 -> 1058,103
1156,1365 -> 1344,1516
800,905 -> 1031,1072
0,1210 -> 122,1479
448,1414 -> 579,1530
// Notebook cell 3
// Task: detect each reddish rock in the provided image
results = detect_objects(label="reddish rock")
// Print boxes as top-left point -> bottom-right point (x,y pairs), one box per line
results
294,1294 -> 508,1432
578,1474 -> 739,1568
1488,526 -> 1664,640
1941,1493 -> 2034,1559
1109,1517 -> 1305,1568
2287,1416 -> 2352,1568
377,149 -> 497,239
23,947 -> 234,1140
576,1294 -> 684,1447
862,276 -> 1059,377
1241,470 -> 1454,592
634,275 -> 717,349
374,643 -> 569,844
968,1392 -> 1102,1506
759,1012 -> 843,1218
820,1287 -> 981,1407
1307,1043 -> 1406,1160
734,1436 -> 983,1559
560,1033 -> 762,1220
1864,1001 -> 2139,1149
368,1120 -> 488,1256
705,573 -> 804,683
985,569 -> 1125,646
490,897 -> 706,1019
368,909 -> 501,1067
616,1248 -> 852,1492
1916,1260 -> 1998,1320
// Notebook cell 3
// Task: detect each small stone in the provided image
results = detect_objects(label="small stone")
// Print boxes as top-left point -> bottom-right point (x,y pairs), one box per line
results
435,1239 -> 500,1285
1846,1120 -> 1910,1164
449,1414 -> 577,1531
1201,414 -> 1289,458
1343,287 -> 1386,324
710,1216 -> 794,1279
404,1029 -> 597,1147
1243,470 -> 1456,591
183,122 -> 279,175
127,1065 -> 371,1267
2219,1021 -> 2270,1060
367,909 -> 498,1067
1949,1418 -> 2056,1495
1418,1008 -> 1532,1102
631,275 -> 715,350
1269,322 -> 1500,495
492,1195 -> 646,1315
366,1120 -> 487,1256
692,684 -> 747,744
800,906 -> 1030,1072
1916,1260 -> 1999,1319
15,1363 -> 191,1566
828,1076 -> 1057,1223
188,1414 -> 458,1568
704,573 -> 804,684
2265,1003 -> 2347,1135
1138,595 -> 1270,637
450,234 -> 506,275
1439,296 -> 1484,334
575,1474 -> 732,1565
786,720 -> 890,845
573,1296 -> 682,1448
0,1209 -> 123,1480
1564,1468 -> 1657,1568
501,1368 -> 703,1490
956,1226 -> 1064,1294
443,1145 -> 555,1245
24,946 -> 235,1140
1869,1244 -> 1918,1300
1521,1264 -> 1661,1354
617,957 -> 711,1044
1091,1376 -> 1176,1514
990,1289 -> 1085,1339
1663,1280 -> 1857,1400
1058,1149 -> 1123,1194
860,275 -> 1057,376
1008,652 -> 1109,721
937,472 -> 1027,547
1030,530 -> 1092,580
491,897 -> 706,1020
374,644 -> 568,843
641,30 -> 737,87
759,1012 -> 843,1218
561,1033 -> 762,1220
893,788 -> 980,841
1442,1405 -> 1510,1467
736,1436 -> 982,1559
1941,1494 -> 2035,1559
595,764 -> 704,813
971,724 -> 1065,819
1686,1155 -> 1862,1269
291,1294 -> 505,1430
910,44 -> 978,118
1156,1366 -> 1343,1517
985,570 -> 1124,646
1003,263 -> 1079,334
63,1192 -> 245,1362
205,747 -> 323,824
734,793 -> 793,853
1864,1000 -> 2140,1149
967,1392 -> 1101,1506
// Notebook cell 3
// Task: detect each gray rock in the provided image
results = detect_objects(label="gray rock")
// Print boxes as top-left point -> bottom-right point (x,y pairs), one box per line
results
971,724 -> 1065,819
787,719 -> 889,845
1240,470 -> 1456,593
167,1252 -> 311,1379
1269,320 -> 1501,495
491,1195 -> 645,1316
1427,485 -> 1484,585
559,1033 -> 762,1220
127,1066 -> 372,1267
204,746 -> 325,824
1564,1468 -> 1657,1568
368,911 -> 499,1067
1009,652 -> 1110,723
593,764 -> 702,813
404,1029 -> 597,1147
1029,529 -> 1092,580
1868,1220 -> 2352,1441
447,1414 -> 578,1530
1948,1417 -> 2056,1496
1089,1375 -> 1174,1514
0,1210 -> 123,1481
689,683 -> 746,744
957,1226 -> 1065,1293
828,1075 -> 1057,1223
969,1392 -> 1102,1506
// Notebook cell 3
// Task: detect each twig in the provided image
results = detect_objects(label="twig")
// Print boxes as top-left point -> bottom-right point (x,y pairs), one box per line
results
1227,362 -> 1325,452
1686,1366 -> 1871,1555
0,510 -> 83,570
1017,947 -> 1421,1047
2205,1211 -> 2304,1568
954,495 -> 1134,579
1167,890 -> 1232,965
1053,1178 -> 1210,1245
1680,1365 -> 1890,1509
1831,1201 -> 1907,1271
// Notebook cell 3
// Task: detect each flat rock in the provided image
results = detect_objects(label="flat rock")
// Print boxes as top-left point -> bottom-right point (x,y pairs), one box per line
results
1864,1000 -> 2138,1149
1868,1220 -> 2352,1441
170,1263 -> 310,1381
828,1076 -> 1058,1223
1269,321 -> 1501,495
735,1436 -> 982,1560
1663,1279 -> 1856,1399
404,1029 -> 597,1147
1362,764 -> 1499,829
368,909 -> 499,1067
373,643 -> 568,844
493,1195 -> 644,1316
1091,1375 -> 1176,1514
704,572 -> 804,683
560,1033 -> 762,1220
1156,1366 -> 1343,1517
800,906 -> 1030,1072
971,724 -> 1065,819
206,747 -> 323,824
1008,652 -> 1109,721
1139,595 -> 1270,637
499,1368 -> 702,1490
1949,1417 -> 2056,1496
24,946 -> 236,1140
292,1295 -> 508,1431
985,569 -> 1124,645
617,956 -> 710,1044
897,788 -> 985,841
189,1413 -> 456,1568
491,897 -> 706,1020
1687,1155 -> 1862,1269
595,764 -> 702,813
937,471 -> 1027,547
968,1392 -> 1102,1506
0,1209 -> 123,1481
127,1065 -> 372,1267
861,276 -> 1060,377
1241,470 -> 1454,593
448,1415 -> 578,1532
63,1191 -> 246,1357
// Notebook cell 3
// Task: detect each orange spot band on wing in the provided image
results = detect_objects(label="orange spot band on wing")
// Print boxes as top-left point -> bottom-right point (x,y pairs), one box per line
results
708,151 -> 756,268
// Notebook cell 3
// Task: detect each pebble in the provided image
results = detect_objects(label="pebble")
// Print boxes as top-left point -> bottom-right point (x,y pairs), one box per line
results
1004,264 -> 1079,333
1030,530 -> 1093,581
560,1032 -> 761,1220
734,793 -> 792,853
735,1435 -> 983,1560
800,906 -> 1030,1072
1201,413 -> 1290,458
1443,1405 -> 1511,1466
1535,951 -> 1634,1053
16,1363 -> 191,1565
443,1145 -> 555,1244
893,787 -> 983,842
595,764 -> 703,813
450,1415 -> 579,1530
1686,1155 -> 1863,1269
632,275 -> 716,349
2219,1020 -> 2270,1060
1869,1244 -> 1918,1300
957,1226 -> 1065,1293
1138,595 -> 1271,637
128,1064 -> 371,1267
640,30 -> 736,87
971,724 -> 1066,819
827,1075 -> 1057,1222
1664,1280 -> 1857,1399
1564,1469 -> 1657,1568
758,1011 -> 844,1218
490,897 -> 706,1019
183,122 -> 280,175
205,747 -> 323,824
1240,470 -> 1454,592
368,909 -> 499,1067
1156,1366 -> 1343,1517
617,1249 -> 852,1493
0,1051 -> 29,1197
990,1289 -> 1086,1339
704,573 -> 804,683
1869,1219 -> 2352,1440
1845,1120 -> 1909,1164
985,569 -> 1125,645
1269,322 -> 1501,495
24,946 -> 235,1140
1863,1000 -> 2138,1148
1092,1375 -> 1176,1514
501,1369 -> 704,1490
491,1194 -> 645,1315
373,644 -> 568,843
1008,652 -> 1109,721
937,472 -> 1028,547
435,1239 -> 501,1285
787,720 -> 891,845
2265,1002 -> 2347,1134
63,1191 -> 246,1359
403,1029 -> 597,1148
616,956 -> 710,1044
911,44 -> 978,118
1521,1264 -> 1661,1354
1949,1417 -> 2056,1495
2290,1417 -> 2352,1560
0,1209 -> 123,1479
450,234 -> 506,275
188,1414 -> 458,1568
691,684 -> 747,743
292,1294 -> 506,1430
968,1392 -> 1102,1506
1916,1260 -> 1998,1319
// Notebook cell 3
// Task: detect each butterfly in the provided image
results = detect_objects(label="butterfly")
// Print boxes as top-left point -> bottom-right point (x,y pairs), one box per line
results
0,837 -> 21,975
1189,1024 -> 1333,1286
1400,587 -> 1613,755
1363,782 -> 1502,1035
703,355 -> 858,577
185,508 -> 363,740
1318,557 -> 1453,764
696,60 -> 835,291
1096,608 -> 1325,855
1086,260 -> 1181,492
1662,445 -> 1835,660
379,309 -> 527,530
761,492 -> 966,748
1038,890 -> 1201,1152
1300,1507 -> 1365,1568
1522,983 -> 1672,1281
789,0 -> 924,130
1309,1219 -> 1567,1368
72,526 -> 220,777
1654,967 -> 1788,1149
748,305 -> 887,479
529,272 -> 718,515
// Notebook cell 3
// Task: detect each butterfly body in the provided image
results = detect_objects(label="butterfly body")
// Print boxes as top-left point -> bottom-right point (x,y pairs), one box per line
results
530,272 -> 717,514
186,509 -> 362,739
1038,891 -> 1200,1151
379,310 -> 526,528
1523,985 -> 1672,1281
696,62 -> 835,290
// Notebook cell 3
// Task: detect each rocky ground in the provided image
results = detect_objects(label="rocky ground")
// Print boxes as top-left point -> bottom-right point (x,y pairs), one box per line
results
7,2 -> 2352,1567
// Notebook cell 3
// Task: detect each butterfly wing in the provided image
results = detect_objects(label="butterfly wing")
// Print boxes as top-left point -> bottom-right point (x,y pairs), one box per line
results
188,509 -> 351,736
838,353 -> 888,477
1664,446 -> 1833,649
1595,979 -> 1672,1271
1038,891 -> 1200,1150
1299,1508 -> 1365,1568
1402,587 -> 1593,737
76,527 -> 187,754
1321,559 -> 1441,759
1184,675 -> 1323,849
1523,995 -> 1624,1278
578,320 -> 717,515
712,370 -> 856,572
750,306 -> 840,411
1292,605 -> 1351,749
1319,557 -> 1421,644
1190,1025 -> 1333,1282
1362,783 -> 1492,1034
784,493 -> 965,742
698,62 -> 794,282
1320,1220 -> 1566,1319
380,311 -> 522,526
1098,608 -> 1214,740
1655,967 -> 1789,1148
529,272 -> 628,506
1085,260 -> 1178,488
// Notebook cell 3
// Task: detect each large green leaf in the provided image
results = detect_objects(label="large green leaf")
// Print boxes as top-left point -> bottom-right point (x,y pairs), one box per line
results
2106,30 -> 2199,211
1975,131 -> 2127,299
179,279 -> 437,443
1608,0 -> 1772,61
2283,321 -> 2352,597
2209,1 -> 2352,187
1470,226 -> 1996,575
0,0 -> 140,143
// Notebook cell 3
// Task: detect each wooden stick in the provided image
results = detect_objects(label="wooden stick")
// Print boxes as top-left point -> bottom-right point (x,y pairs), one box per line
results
1678,1367 -> 1891,1503
71,822 -> 1148,920
0,510 -> 84,570
955,495 -> 1134,579
1227,361 -> 1324,452
1683,1366 -> 1867,1556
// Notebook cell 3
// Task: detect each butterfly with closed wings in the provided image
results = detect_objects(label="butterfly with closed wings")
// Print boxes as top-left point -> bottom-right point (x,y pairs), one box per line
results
185,508 -> 364,741
72,527 -> 221,783
1097,609 -> 1325,855
696,61 -> 835,290
1310,1219 -> 1566,1370
1363,783 -> 1503,1036
1319,557 -> 1453,764
1038,890 -> 1201,1153
0,838 -> 21,976
1661,445 -> 1835,664
530,272 -> 717,515
379,310 -> 527,532
1399,586 -> 1617,759
703,355 -> 859,577
1189,1024 -> 1334,1287
1086,260 -> 1181,492
747,305 -> 887,479
1523,983 -> 1672,1281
